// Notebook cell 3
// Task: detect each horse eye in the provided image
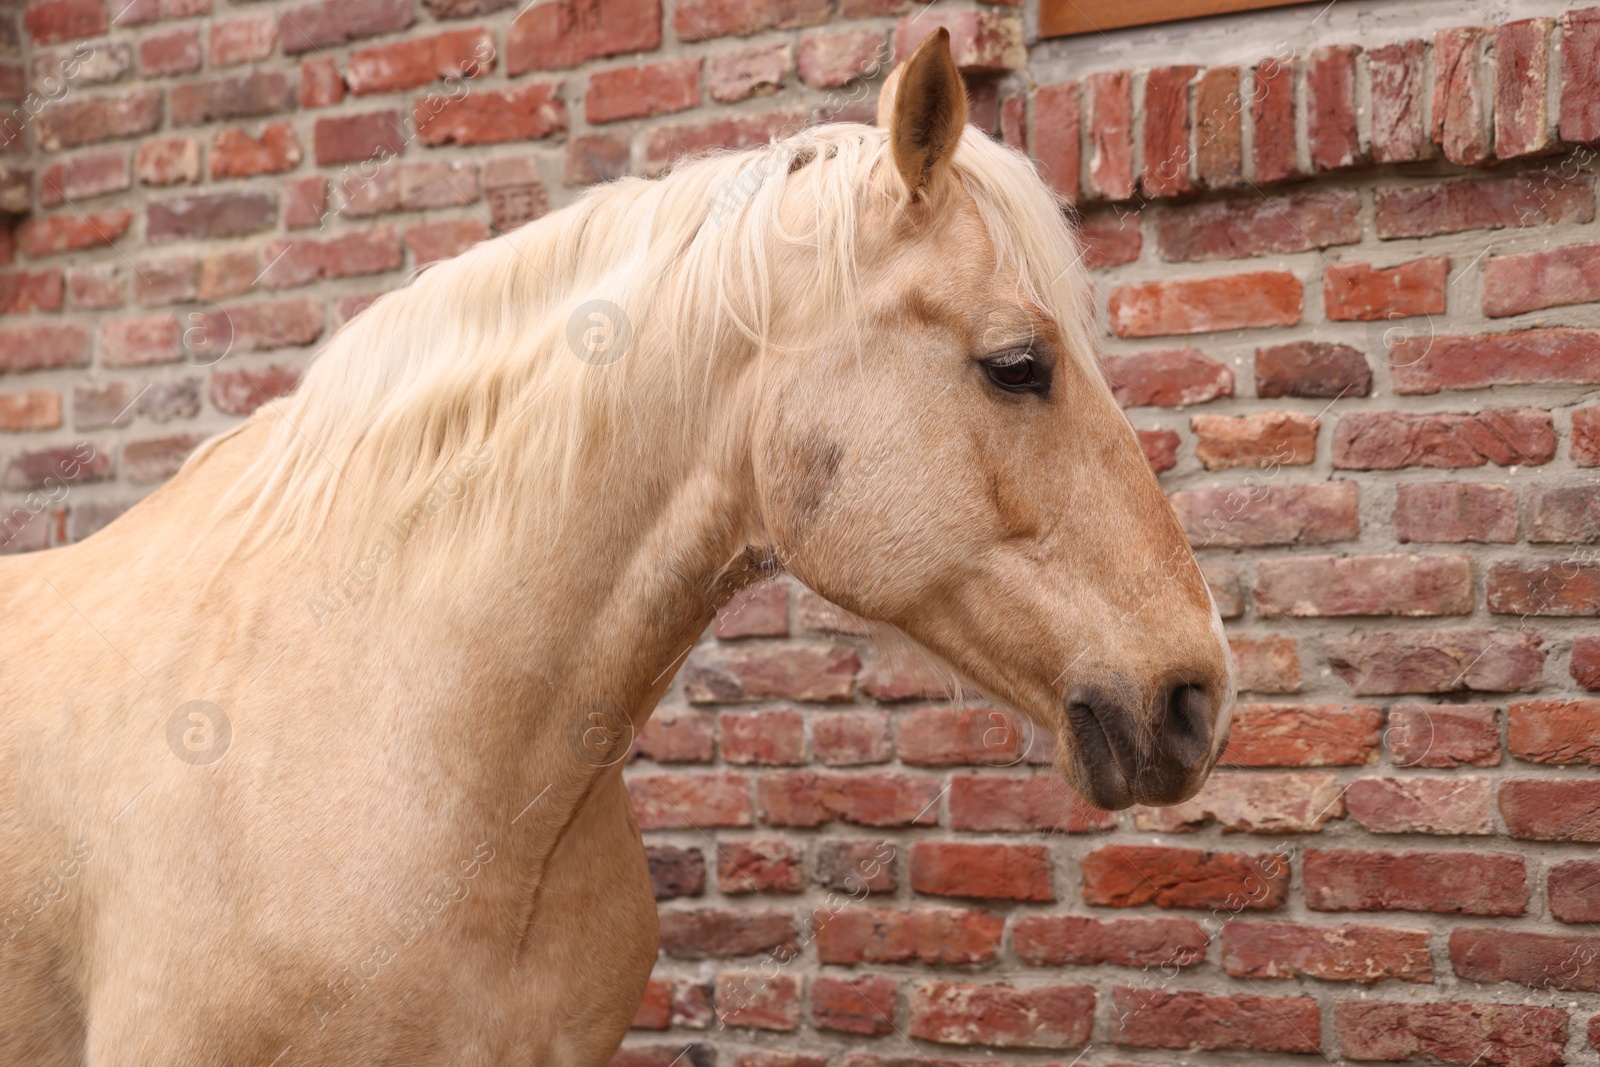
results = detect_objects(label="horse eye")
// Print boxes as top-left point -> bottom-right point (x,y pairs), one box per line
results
983,354 -> 1045,393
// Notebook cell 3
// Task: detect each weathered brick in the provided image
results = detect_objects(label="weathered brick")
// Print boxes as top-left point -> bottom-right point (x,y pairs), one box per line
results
1308,45 -> 1363,170
1194,66 -> 1242,189
719,708 -> 804,766
1528,484 -> 1600,542
1432,27 -> 1491,165
1220,703 -> 1382,767
38,146 -> 127,204
507,0 -> 659,74
1451,928 -> 1600,992
896,706 -> 1025,767
1111,989 -> 1319,1052
586,58 -> 700,124
812,840 -> 895,895
810,974 -> 895,1037
347,28 -> 493,94
1387,703 -> 1501,768
1345,776 -> 1494,835
0,390 -> 61,432
1084,70 -> 1133,200
756,770 -> 939,829
1500,779 -> 1600,841
1080,845 -> 1288,910
1224,922 -> 1433,984
63,264 -> 121,309
1171,481 -> 1359,549
136,137 -> 199,185
1507,700 -> 1600,763
1229,634 -> 1301,694
0,268 -> 62,314
403,218 -> 486,266
1333,409 -> 1555,469
1397,328 -> 1600,394
642,109 -> 801,176
1324,257 -> 1447,321
798,28 -> 884,90
1254,341 -> 1371,399
1158,189 -> 1360,263
1577,406 -> 1600,467
210,122 -> 301,178
909,981 -> 1092,1049
1497,19 -> 1555,159
909,842 -> 1052,902
629,772 -> 751,830
36,88 -> 161,150
24,0 -> 106,44
1254,554 -> 1472,617
716,838 -> 801,894
1110,271 -> 1301,337
139,26 -> 200,76
713,583 -> 788,639
1192,412 -> 1316,470
815,906 -> 1001,966
124,431 -> 204,484
209,12 -> 277,66
1574,636 -> 1600,690
169,71 -> 294,125
1487,560 -> 1600,617
634,708 -> 715,764
1370,40 -> 1428,163
300,55 -> 345,107
1252,54 -> 1297,183
892,12 -> 1024,74
17,210 -> 129,257
1485,244 -> 1600,316
314,110 -> 404,164
1336,1001 -> 1568,1066
1135,770 -> 1344,834
564,133 -> 628,187
707,42 -> 790,103
1077,208 -> 1140,269
3,441 -> 108,491
810,710 -> 890,766
948,774 -> 1113,833
1102,347 -> 1232,408
1032,81 -> 1079,203
1375,174 -> 1595,239
1304,849 -> 1527,915
415,82 -> 565,147
1142,65 -> 1195,198
644,844 -> 704,899
146,191 -> 275,242
1395,483 -> 1517,543
1325,629 -> 1544,695
683,645 -> 858,704
0,323 -> 88,372
660,908 -> 793,960
279,0 -> 413,54
1548,859 -> 1600,923
1562,6 -> 1600,143
209,365 -> 299,416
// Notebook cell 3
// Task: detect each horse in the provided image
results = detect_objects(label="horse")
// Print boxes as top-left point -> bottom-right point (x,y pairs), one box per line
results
0,30 -> 1233,1066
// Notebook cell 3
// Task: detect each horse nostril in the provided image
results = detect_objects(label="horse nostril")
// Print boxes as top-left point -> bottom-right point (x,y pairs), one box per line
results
1159,682 -> 1213,768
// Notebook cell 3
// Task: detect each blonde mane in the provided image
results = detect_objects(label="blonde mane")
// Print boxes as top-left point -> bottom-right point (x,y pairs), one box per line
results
197,120 -> 1096,564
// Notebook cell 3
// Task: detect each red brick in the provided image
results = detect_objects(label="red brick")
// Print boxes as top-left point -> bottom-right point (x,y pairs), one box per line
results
1346,776 -> 1494,835
811,974 -> 895,1037
1102,347 -> 1231,408
1084,70 -> 1133,200
400,160 -> 478,209
1110,271 -> 1301,337
1488,560 -> 1600,617
673,0 -> 826,40
892,12 -> 1024,74
261,228 -> 400,288
1549,859 -> 1600,923
1375,173 -> 1595,239
757,770 -> 939,829
17,210 -> 129,256
39,147 -> 128,205
645,844 -> 704,899
798,28 -> 884,90
1500,779 -> 1600,841
1220,703 -> 1382,767
1333,409 -> 1555,469
715,972 -> 799,1030
1254,341 -> 1371,399
64,265 -> 122,309
210,123 -> 301,179
101,314 -> 179,366
1336,1000 -> 1568,1066
1110,989 -> 1319,1053
585,58 -> 700,124
717,838 -> 801,895
0,268 -> 62,314
815,906 -> 1001,966
1254,553 -> 1472,618
404,218 -> 486,266
416,82 -> 565,147
717,709 -> 803,766
713,584 -> 788,639
1014,915 -> 1205,969
1229,634 -> 1301,694
1224,921 -> 1432,984
1304,849 -> 1527,916
36,87 -> 162,150
564,133 -> 628,187
630,978 -> 669,1030
1507,700 -> 1600,764
1395,483 -> 1517,543
948,774 -> 1113,833
1158,189 -> 1359,263
1578,405 -> 1600,466
1497,19 -> 1555,159
300,56 -> 345,108
910,842 -> 1051,903
347,28 -> 493,95
1135,770 -> 1344,834
1485,244 -> 1600,316
1399,329 -> 1600,395
1575,636 -> 1600,689
198,298 -> 321,353
1562,7 -> 1600,143
136,137 -> 199,185
209,365 -> 299,416
628,772 -> 751,830
1325,629 -> 1544,695
1307,45 -> 1362,170
1141,65 -> 1195,197
896,706 -> 1026,766
209,12 -> 277,66
856,655 -> 952,703
1076,208 -> 1139,270
1192,412 -> 1316,470
1194,66 -> 1242,189
1252,54 -> 1298,183
1325,257 -> 1447,321
1451,928 -> 1600,992
139,27 -> 200,75
1032,81 -> 1078,203
1529,484 -> 1600,542
1137,428 -> 1178,474
25,0 -> 105,42
507,0 -> 659,74
683,645 -> 858,704
642,109 -> 802,176
169,71 -> 294,125
197,248 -> 258,301
124,432 -> 205,484
707,43 -> 790,103
810,711 -> 890,765
732,1055 -> 819,1067
1080,845 -> 1289,910
1432,27 -> 1491,165
634,708 -> 714,764
1171,481 -> 1359,549
0,323 -> 88,373
1387,703 -> 1501,768
1370,40 -> 1428,163
3,441 -> 109,491
0,391 -> 62,432
279,0 -> 412,54
812,840 -> 895,895
314,110 -> 404,164
909,981 -> 1092,1049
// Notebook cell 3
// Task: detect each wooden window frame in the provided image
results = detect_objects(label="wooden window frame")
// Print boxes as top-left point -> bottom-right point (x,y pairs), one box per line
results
1040,0 -> 1318,40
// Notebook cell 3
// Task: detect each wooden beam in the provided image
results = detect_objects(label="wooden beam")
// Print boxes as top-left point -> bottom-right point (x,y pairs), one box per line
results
1040,0 -> 1317,40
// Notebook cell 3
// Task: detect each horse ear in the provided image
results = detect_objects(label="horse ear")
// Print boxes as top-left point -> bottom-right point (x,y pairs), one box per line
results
877,27 -> 968,197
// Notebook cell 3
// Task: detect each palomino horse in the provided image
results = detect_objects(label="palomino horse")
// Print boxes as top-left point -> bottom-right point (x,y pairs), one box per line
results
0,30 -> 1233,1066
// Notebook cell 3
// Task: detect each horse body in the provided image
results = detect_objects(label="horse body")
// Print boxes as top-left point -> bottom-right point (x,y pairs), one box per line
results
2,33 -> 1234,1065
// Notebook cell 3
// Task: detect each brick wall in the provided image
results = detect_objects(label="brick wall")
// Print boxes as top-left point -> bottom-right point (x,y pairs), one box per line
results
4,0 -> 1600,1062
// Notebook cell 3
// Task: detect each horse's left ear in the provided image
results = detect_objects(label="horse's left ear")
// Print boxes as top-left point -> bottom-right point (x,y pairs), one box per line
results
877,27 -> 968,198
